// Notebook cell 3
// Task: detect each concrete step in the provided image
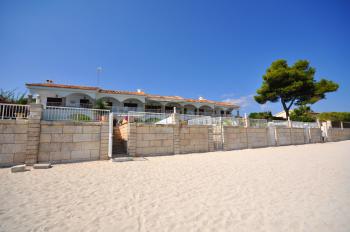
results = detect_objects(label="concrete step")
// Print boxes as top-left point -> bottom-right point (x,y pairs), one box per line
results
33,163 -> 52,169
11,165 -> 27,173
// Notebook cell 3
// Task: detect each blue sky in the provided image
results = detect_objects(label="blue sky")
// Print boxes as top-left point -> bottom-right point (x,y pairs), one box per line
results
1,0 -> 349,114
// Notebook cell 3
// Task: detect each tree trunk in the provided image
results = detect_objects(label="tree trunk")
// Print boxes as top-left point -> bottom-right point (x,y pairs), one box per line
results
281,99 -> 290,119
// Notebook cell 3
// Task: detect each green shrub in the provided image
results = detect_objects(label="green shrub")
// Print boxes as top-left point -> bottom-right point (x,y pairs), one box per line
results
249,111 -> 285,120
317,112 -> 350,122
145,118 -> 161,123
0,89 -> 28,104
69,113 -> 91,121
290,106 -> 316,122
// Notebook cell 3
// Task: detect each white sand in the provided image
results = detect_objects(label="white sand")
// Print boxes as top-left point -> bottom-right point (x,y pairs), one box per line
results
1,141 -> 350,232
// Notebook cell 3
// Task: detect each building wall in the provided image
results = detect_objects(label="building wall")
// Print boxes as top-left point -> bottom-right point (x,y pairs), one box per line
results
0,120 -> 28,166
38,121 -> 109,163
326,128 -> 350,142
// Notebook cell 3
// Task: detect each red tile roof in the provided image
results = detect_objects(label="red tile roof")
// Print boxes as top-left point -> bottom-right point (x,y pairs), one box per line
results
26,83 -> 99,91
26,83 -> 238,108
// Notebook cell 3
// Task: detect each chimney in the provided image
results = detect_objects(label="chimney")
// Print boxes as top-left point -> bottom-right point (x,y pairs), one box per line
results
46,80 -> 53,84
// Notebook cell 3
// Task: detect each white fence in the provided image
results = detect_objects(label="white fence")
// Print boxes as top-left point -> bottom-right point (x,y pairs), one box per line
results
43,106 -> 110,122
113,111 -> 173,124
0,103 -> 30,120
114,111 -> 323,129
291,121 -> 319,128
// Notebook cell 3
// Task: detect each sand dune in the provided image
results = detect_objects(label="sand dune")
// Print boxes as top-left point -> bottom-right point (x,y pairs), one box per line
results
1,141 -> 350,232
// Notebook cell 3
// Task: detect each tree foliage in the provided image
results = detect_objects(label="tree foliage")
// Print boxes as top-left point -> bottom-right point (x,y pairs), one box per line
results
0,89 -> 28,104
254,59 -> 339,118
249,111 -> 273,120
289,105 -> 316,122
317,112 -> 350,122
249,111 -> 285,120
94,99 -> 108,109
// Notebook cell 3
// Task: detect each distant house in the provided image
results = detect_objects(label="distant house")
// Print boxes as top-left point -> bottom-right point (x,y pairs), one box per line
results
26,81 -> 239,116
274,110 -> 289,119
274,109 -> 319,119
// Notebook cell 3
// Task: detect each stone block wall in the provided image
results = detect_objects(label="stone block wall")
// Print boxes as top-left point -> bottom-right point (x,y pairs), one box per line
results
290,128 -> 306,145
38,121 -> 109,163
134,124 -> 174,156
127,124 -> 213,156
179,125 -> 211,154
246,128 -> 268,148
309,128 -> 323,143
326,128 -> 350,142
223,127 -> 268,150
223,127 -> 247,150
275,128 -> 292,146
223,126 -> 323,152
0,120 -> 28,166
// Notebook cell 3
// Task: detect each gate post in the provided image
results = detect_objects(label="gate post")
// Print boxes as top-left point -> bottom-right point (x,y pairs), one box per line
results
208,126 -> 215,152
108,113 -> 113,158
127,123 -> 137,156
244,113 -> 249,128
25,103 -> 42,165
173,125 -> 180,154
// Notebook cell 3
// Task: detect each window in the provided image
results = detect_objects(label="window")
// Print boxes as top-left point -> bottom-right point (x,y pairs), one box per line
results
145,105 -> 161,113
80,99 -> 89,104
79,99 -> 91,108
124,103 -> 137,108
47,97 -> 63,106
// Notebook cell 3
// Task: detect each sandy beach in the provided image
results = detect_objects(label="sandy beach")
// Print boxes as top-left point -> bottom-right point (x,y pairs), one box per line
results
1,141 -> 350,232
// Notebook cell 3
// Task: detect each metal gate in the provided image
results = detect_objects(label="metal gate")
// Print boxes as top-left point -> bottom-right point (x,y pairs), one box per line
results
212,118 -> 224,151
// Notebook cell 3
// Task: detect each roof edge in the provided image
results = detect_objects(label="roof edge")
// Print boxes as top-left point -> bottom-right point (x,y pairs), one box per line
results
26,83 -> 239,108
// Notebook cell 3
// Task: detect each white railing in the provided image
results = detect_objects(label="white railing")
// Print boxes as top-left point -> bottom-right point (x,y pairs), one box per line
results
109,106 -> 144,113
180,114 -> 209,123
116,111 -> 173,124
0,103 -> 30,120
186,116 -> 246,126
110,110 -> 323,129
249,119 -> 268,128
43,106 -> 110,122
145,108 -> 162,113
268,120 -> 289,127
187,115 -> 213,125
291,121 -> 319,128
47,102 -> 93,108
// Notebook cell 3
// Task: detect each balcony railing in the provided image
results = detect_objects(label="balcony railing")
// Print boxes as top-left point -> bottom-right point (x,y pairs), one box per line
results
43,106 -> 110,122
45,102 -> 231,117
47,102 -> 93,108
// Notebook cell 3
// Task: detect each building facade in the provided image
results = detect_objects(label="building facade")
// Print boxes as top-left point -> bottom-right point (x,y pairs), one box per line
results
26,82 -> 239,116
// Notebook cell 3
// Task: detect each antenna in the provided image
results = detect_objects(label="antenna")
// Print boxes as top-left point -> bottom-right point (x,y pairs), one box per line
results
96,67 -> 102,87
